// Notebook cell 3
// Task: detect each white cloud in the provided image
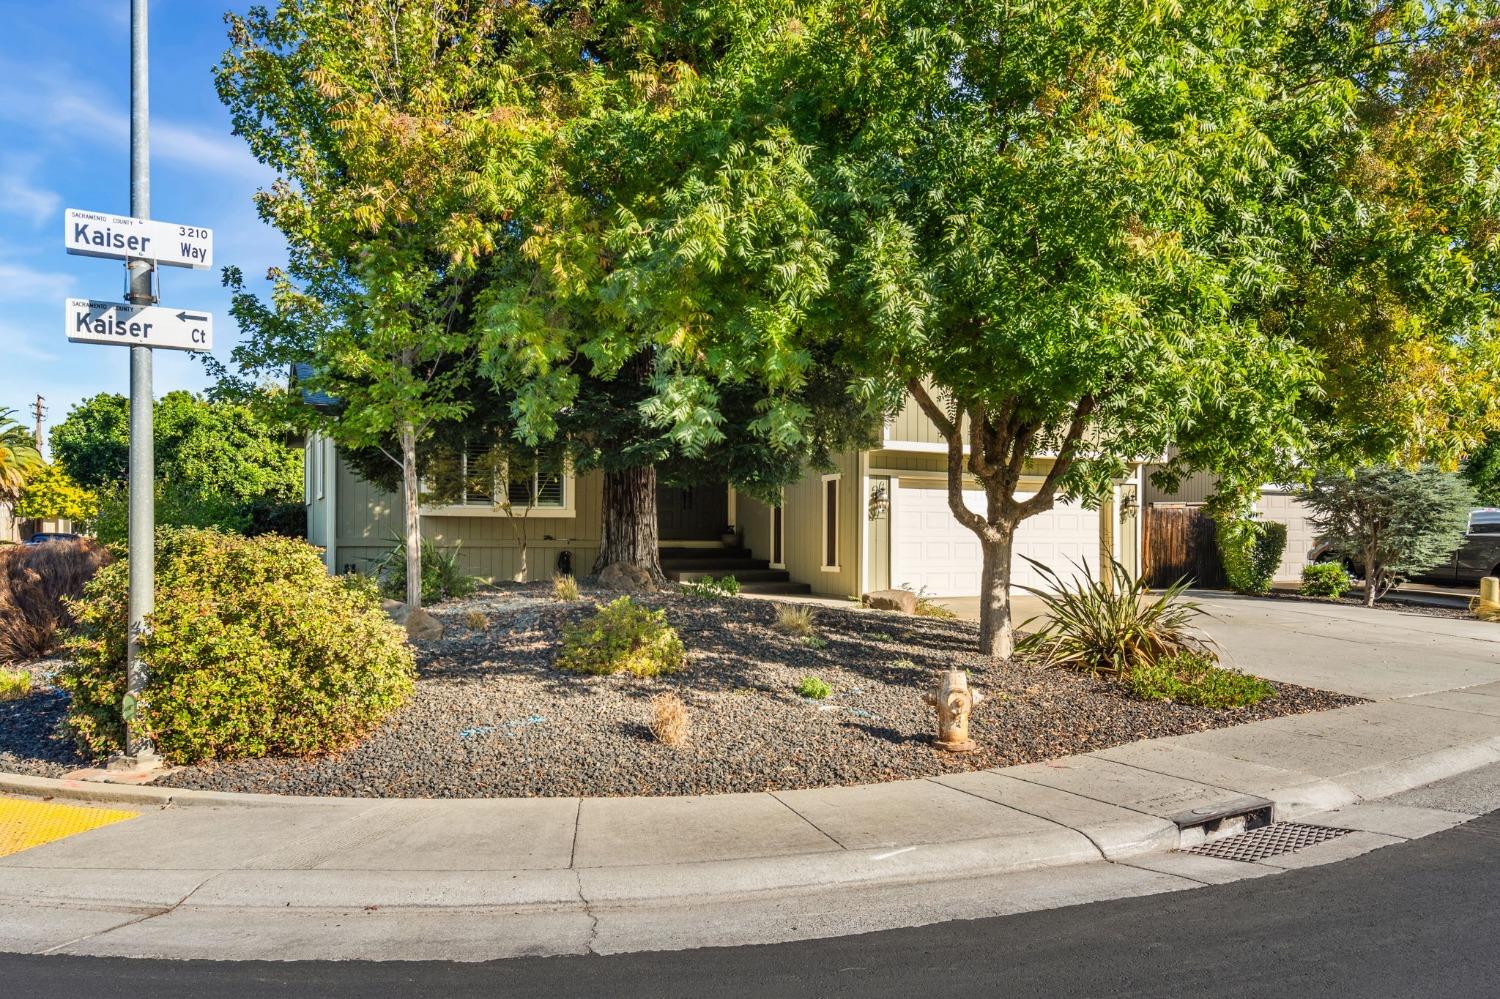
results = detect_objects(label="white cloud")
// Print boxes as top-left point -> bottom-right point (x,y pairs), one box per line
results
0,261 -> 75,303
0,169 -> 62,226
0,58 -> 269,182
0,319 -> 62,364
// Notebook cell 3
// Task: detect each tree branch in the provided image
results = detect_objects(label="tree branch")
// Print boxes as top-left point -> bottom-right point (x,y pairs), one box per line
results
1018,397 -> 1095,519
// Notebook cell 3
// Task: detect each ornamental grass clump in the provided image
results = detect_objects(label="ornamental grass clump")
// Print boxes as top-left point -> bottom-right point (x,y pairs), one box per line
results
552,574 -> 580,601
1017,558 -> 1212,675
556,596 -> 685,677
649,693 -> 690,746
1127,651 -> 1275,709
0,538 -> 113,662
60,528 -> 416,764
0,667 -> 30,701
774,604 -> 817,637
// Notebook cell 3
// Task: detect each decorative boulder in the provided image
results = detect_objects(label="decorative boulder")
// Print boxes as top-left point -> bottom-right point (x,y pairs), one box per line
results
598,562 -> 656,594
404,608 -> 444,642
862,589 -> 918,614
383,599 -> 411,626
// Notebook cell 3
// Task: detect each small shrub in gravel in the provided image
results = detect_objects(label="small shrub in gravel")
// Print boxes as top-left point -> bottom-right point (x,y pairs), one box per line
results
775,604 -> 817,637
681,575 -> 740,599
802,635 -> 828,650
796,676 -> 832,700
552,574 -> 580,601
649,693 -> 690,745
462,609 -> 488,630
60,528 -> 416,763
1127,651 -> 1275,709
0,667 -> 30,701
912,589 -> 958,619
1018,559 -> 1210,675
556,596 -> 686,677
376,538 -> 476,605
1301,563 -> 1353,599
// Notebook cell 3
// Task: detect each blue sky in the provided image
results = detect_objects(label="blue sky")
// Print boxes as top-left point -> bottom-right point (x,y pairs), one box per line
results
0,0 -> 284,445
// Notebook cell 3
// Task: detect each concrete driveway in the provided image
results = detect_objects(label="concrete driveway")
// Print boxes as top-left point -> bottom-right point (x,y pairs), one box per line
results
941,590 -> 1500,700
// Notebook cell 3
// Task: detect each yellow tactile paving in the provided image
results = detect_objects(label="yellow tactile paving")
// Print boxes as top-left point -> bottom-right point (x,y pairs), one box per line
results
0,797 -> 137,857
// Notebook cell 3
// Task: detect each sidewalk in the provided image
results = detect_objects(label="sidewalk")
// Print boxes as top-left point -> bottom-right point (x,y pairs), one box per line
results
4,595 -> 1500,960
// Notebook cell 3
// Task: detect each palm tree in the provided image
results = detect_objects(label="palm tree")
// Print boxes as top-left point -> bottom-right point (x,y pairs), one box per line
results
0,408 -> 43,506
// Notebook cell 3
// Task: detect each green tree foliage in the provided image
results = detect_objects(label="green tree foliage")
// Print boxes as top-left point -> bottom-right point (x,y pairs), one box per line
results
1301,466 -> 1477,606
747,0 -> 1500,656
49,392 -> 302,538
14,463 -> 97,524
1463,434 -> 1500,506
218,0 -> 547,607
0,408 -> 42,507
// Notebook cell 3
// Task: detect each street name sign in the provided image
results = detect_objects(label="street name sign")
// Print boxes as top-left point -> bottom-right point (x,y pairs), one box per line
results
66,298 -> 213,352
63,208 -> 213,269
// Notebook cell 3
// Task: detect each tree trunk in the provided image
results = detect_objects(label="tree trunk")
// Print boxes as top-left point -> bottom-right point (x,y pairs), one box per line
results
594,464 -> 665,581
978,530 -> 1015,658
1364,543 -> 1378,608
399,423 -> 422,610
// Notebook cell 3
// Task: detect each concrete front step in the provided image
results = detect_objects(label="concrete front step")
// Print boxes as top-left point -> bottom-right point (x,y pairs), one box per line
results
661,558 -> 771,572
736,580 -> 813,595
659,546 -> 749,561
669,568 -> 790,584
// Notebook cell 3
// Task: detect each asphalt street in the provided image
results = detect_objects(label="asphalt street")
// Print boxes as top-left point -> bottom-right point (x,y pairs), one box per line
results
6,800 -> 1499,998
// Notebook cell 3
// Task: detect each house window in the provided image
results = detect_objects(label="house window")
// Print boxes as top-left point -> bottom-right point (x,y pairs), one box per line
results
822,475 -> 840,570
770,492 -> 785,568
429,444 -> 569,512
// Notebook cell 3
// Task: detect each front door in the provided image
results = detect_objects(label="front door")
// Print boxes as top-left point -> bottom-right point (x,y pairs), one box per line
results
657,483 -> 728,541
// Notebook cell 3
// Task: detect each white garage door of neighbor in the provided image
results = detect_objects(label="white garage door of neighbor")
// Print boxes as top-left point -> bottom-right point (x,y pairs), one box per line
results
890,481 -> 1101,596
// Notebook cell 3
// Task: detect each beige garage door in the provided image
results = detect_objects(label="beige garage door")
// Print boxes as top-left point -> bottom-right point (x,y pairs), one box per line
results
890,479 -> 1101,596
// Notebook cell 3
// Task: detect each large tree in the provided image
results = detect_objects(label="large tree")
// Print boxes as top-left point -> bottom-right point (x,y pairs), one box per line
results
0,408 -> 42,509
217,0 -> 549,607
471,0 -> 881,579
754,0 -> 1500,657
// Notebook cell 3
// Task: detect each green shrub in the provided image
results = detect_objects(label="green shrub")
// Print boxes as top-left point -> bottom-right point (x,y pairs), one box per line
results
1216,516 -> 1287,595
1300,562 -> 1353,599
0,667 -> 30,701
681,575 -> 741,599
376,538 -> 477,605
59,528 -> 416,763
556,596 -> 686,677
1017,558 -> 1212,675
796,676 -> 832,699
1127,651 -> 1275,708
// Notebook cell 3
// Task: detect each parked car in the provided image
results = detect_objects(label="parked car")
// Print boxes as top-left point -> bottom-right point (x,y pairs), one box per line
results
1311,509 -> 1500,585
24,532 -> 81,546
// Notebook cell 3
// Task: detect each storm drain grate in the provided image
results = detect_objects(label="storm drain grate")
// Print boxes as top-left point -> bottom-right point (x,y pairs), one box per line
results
1189,821 -> 1353,863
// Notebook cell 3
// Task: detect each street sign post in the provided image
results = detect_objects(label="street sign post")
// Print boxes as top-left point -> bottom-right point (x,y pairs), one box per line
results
63,208 -> 212,268
65,298 -> 213,352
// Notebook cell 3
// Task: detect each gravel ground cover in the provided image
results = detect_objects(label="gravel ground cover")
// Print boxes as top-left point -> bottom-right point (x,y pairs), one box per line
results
3,584 -> 1364,796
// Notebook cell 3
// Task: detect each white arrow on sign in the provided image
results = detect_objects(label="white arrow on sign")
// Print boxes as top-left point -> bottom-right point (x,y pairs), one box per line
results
66,299 -> 213,353
63,208 -> 213,269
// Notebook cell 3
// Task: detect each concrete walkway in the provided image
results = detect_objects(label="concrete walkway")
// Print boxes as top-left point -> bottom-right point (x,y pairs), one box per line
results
3,596 -> 1500,961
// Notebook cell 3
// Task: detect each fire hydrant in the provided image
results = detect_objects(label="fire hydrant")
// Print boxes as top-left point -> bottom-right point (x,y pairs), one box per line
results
923,670 -> 983,753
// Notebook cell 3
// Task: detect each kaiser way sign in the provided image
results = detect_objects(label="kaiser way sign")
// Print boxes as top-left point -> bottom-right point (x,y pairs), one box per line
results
63,208 -> 212,269
66,299 -> 213,352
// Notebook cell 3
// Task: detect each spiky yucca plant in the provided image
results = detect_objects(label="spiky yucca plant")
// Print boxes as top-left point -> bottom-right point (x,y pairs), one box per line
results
1016,558 -> 1213,675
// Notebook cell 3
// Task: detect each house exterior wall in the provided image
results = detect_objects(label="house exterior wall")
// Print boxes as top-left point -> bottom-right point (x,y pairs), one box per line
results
779,449 -> 862,598
737,491 -> 773,561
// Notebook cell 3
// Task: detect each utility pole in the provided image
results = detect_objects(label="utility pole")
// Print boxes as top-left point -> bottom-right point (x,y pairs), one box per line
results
121,0 -> 158,767
31,395 -> 44,450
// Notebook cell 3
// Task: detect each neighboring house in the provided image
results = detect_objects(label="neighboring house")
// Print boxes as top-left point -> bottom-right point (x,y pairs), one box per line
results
1141,468 -> 1319,584
306,392 -> 1146,598
0,499 -> 70,544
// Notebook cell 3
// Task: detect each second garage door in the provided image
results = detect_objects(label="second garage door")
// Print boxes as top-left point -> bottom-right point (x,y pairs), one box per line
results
889,479 -> 1102,596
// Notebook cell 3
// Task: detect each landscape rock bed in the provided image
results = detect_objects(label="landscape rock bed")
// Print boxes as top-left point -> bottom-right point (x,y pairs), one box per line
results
5,584 -> 1364,796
